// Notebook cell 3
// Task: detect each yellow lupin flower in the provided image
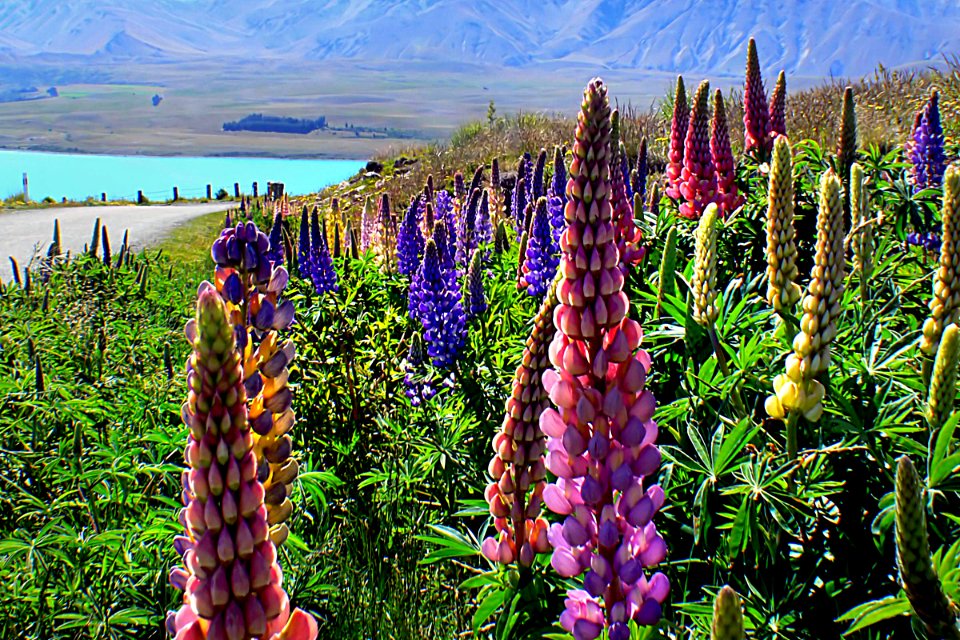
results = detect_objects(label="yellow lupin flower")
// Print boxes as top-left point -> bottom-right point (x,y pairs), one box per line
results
921,166 -> 960,357
849,163 -> 875,289
927,324 -> 960,432
692,203 -> 721,326
766,170 -> 845,424
765,135 -> 801,311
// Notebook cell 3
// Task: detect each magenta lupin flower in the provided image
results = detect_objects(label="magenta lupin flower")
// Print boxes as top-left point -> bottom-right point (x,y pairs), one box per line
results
744,38 -> 773,157
541,78 -> 668,640
665,76 -> 688,200
482,284 -> 557,567
679,81 -> 720,220
168,284 -> 317,640
769,70 -> 787,140
611,140 -> 644,271
711,89 -> 744,215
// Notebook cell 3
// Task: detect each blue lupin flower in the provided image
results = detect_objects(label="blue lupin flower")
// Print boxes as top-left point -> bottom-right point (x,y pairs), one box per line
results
413,239 -> 466,368
403,332 -> 436,407
620,148 -> 633,202
397,195 -> 424,276
520,197 -> 560,298
909,90 -> 947,193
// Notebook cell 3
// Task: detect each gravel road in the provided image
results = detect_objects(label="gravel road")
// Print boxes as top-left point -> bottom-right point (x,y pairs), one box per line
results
0,202 -> 234,281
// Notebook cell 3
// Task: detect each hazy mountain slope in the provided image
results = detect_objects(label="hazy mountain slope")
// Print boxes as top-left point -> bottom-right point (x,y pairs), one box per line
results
1,0 -> 958,76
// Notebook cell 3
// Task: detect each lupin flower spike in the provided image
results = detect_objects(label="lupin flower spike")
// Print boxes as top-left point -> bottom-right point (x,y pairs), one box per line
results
926,324 -> 960,432
849,163 -> 875,295
482,280 -> 557,567
397,195 -> 424,277
477,190 -> 493,247
267,212 -> 284,266
464,249 -> 488,320
403,332 -> 436,407
765,135 -> 801,312
678,81 -> 720,220
494,220 -> 509,254
296,207 -> 310,279
837,87 -> 857,186
456,189 -> 479,266
548,145 -> 568,244
909,89 -> 947,192
655,226 -> 678,316
520,197 -> 560,298
411,239 -> 466,368
766,170 -> 845,429
375,193 -> 397,270
359,197 -> 376,253
743,37 -> 772,157
921,167 -> 960,357
513,177 -> 528,235
711,586 -> 745,640
632,138 -> 647,203
692,203 -> 721,326
532,149 -> 547,201
168,284 -> 317,640
710,89 -> 743,215
309,215 -> 337,295
666,76 -> 689,199
895,456 -> 960,639
489,159 -> 504,226
769,70 -> 787,140
544,78 -> 668,638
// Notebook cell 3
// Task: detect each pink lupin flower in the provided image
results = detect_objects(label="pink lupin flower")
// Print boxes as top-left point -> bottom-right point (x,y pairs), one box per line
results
710,89 -> 744,215
542,78 -> 668,640
665,76 -> 688,200
610,132 -> 645,272
168,284 -> 317,640
482,282 -> 557,567
678,81 -> 720,220
744,37 -> 773,157
769,70 -> 787,140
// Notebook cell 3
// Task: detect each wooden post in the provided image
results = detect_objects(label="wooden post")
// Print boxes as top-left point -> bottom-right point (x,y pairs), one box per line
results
252,181 -> 259,198
173,186 -> 179,201
101,193 -> 107,202
138,190 -> 145,204
22,173 -> 28,202
234,183 -> 240,198
206,184 -> 212,200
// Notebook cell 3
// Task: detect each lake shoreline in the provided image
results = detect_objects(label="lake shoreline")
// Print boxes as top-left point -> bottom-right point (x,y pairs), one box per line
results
0,143 -> 373,162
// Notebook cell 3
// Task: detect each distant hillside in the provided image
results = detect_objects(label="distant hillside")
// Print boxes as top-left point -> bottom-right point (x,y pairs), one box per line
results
1,0 -> 959,77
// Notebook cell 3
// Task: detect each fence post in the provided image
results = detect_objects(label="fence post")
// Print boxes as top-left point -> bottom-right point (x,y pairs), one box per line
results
234,183 -> 240,198
173,186 -> 179,201
252,181 -> 259,198
22,173 -> 29,202
101,192 -> 107,202
206,184 -> 212,200
138,190 -> 145,204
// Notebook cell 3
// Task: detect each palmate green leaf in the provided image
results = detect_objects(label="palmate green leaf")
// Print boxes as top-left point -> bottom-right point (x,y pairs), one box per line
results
837,594 -> 912,634
929,412 -> 960,488
416,523 -> 480,564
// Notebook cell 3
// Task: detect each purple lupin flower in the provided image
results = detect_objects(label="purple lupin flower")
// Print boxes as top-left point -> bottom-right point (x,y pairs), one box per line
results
744,38 -> 773,158
403,332 -> 436,407
476,190 -> 493,247
468,166 -> 484,202
297,206 -> 311,279
909,90 -> 947,193
464,248 -> 487,320
522,152 -> 534,200
454,172 -> 466,204
548,146 -> 568,246
520,198 -> 560,298
542,78 -> 668,638
513,177 -> 528,235
435,189 -> 458,263
456,189 -> 481,266
412,238 -> 466,368
397,195 -> 424,276
310,215 -> 338,295
532,149 -> 547,201
632,139 -> 648,204
266,212 -> 284,266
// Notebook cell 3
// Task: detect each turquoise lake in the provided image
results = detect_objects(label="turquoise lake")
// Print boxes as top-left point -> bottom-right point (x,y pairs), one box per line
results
0,150 -> 365,202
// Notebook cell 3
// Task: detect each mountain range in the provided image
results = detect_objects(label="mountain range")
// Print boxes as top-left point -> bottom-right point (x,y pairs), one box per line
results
1,0 -> 959,77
